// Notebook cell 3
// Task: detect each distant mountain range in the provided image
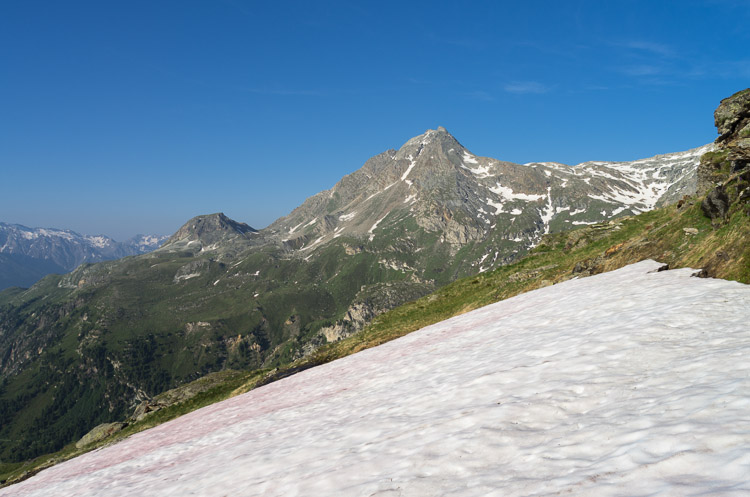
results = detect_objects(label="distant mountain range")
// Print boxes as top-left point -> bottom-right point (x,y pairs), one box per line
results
0,127 -> 709,463
0,223 -> 167,289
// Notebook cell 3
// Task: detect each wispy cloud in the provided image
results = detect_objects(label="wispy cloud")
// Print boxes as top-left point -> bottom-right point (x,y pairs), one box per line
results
440,37 -> 486,50
706,59 -> 750,78
617,65 -> 663,77
503,81 -> 550,94
511,40 -> 589,61
606,40 -> 678,85
617,41 -> 675,58
422,29 -> 486,50
243,88 -> 324,96
464,90 -> 495,101
612,50 -> 750,85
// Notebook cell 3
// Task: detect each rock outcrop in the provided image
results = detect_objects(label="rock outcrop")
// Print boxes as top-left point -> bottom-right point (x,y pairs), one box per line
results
75,422 -> 127,449
697,88 -> 750,217
715,88 -> 750,160
162,213 -> 258,250
701,185 -> 730,220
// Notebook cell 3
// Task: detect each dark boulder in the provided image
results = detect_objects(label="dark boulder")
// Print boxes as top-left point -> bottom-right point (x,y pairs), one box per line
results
701,186 -> 730,220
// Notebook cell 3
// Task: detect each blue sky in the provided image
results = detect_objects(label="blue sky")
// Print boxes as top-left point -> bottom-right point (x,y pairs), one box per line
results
2,0 -> 749,240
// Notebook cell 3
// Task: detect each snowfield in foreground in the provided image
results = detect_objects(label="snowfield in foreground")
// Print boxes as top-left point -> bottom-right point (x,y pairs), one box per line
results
5,260 -> 750,496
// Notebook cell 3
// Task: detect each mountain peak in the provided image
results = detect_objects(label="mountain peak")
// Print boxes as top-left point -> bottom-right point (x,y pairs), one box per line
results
414,126 -> 454,142
396,126 -> 464,160
164,213 -> 256,248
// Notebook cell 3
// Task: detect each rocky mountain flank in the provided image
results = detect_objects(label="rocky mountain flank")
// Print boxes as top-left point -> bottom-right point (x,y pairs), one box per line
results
269,126 -> 707,262
164,213 -> 257,247
0,126 -> 708,465
0,223 -> 167,289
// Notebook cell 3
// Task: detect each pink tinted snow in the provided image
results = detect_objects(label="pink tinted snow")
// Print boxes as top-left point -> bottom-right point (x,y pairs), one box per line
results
4,260 -> 750,496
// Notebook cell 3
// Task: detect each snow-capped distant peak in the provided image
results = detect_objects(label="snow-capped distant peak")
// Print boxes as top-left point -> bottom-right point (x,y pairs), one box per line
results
0,222 -> 167,287
85,235 -> 114,248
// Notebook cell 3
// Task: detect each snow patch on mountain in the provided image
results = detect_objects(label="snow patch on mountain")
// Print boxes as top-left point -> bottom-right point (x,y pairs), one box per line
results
486,199 -> 504,214
489,183 -> 546,202
460,152 -> 495,178
84,236 -> 113,249
462,151 -> 479,164
368,214 -> 387,241
401,156 -> 417,181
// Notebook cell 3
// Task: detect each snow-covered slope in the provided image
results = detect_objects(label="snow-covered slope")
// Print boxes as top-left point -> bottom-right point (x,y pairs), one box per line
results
5,260 -> 750,496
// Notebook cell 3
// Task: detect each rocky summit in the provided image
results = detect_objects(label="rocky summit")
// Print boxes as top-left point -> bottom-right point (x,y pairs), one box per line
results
165,213 -> 257,247
0,126 -> 709,466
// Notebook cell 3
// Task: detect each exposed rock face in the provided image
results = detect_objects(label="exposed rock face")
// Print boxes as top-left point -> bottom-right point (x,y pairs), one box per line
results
299,280 -> 435,358
75,422 -> 127,449
173,259 -> 209,283
318,303 -> 376,343
701,186 -> 730,220
162,213 -> 258,250
715,88 -> 750,162
129,371 -> 242,422
571,256 -> 605,276
697,88 -> 750,214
